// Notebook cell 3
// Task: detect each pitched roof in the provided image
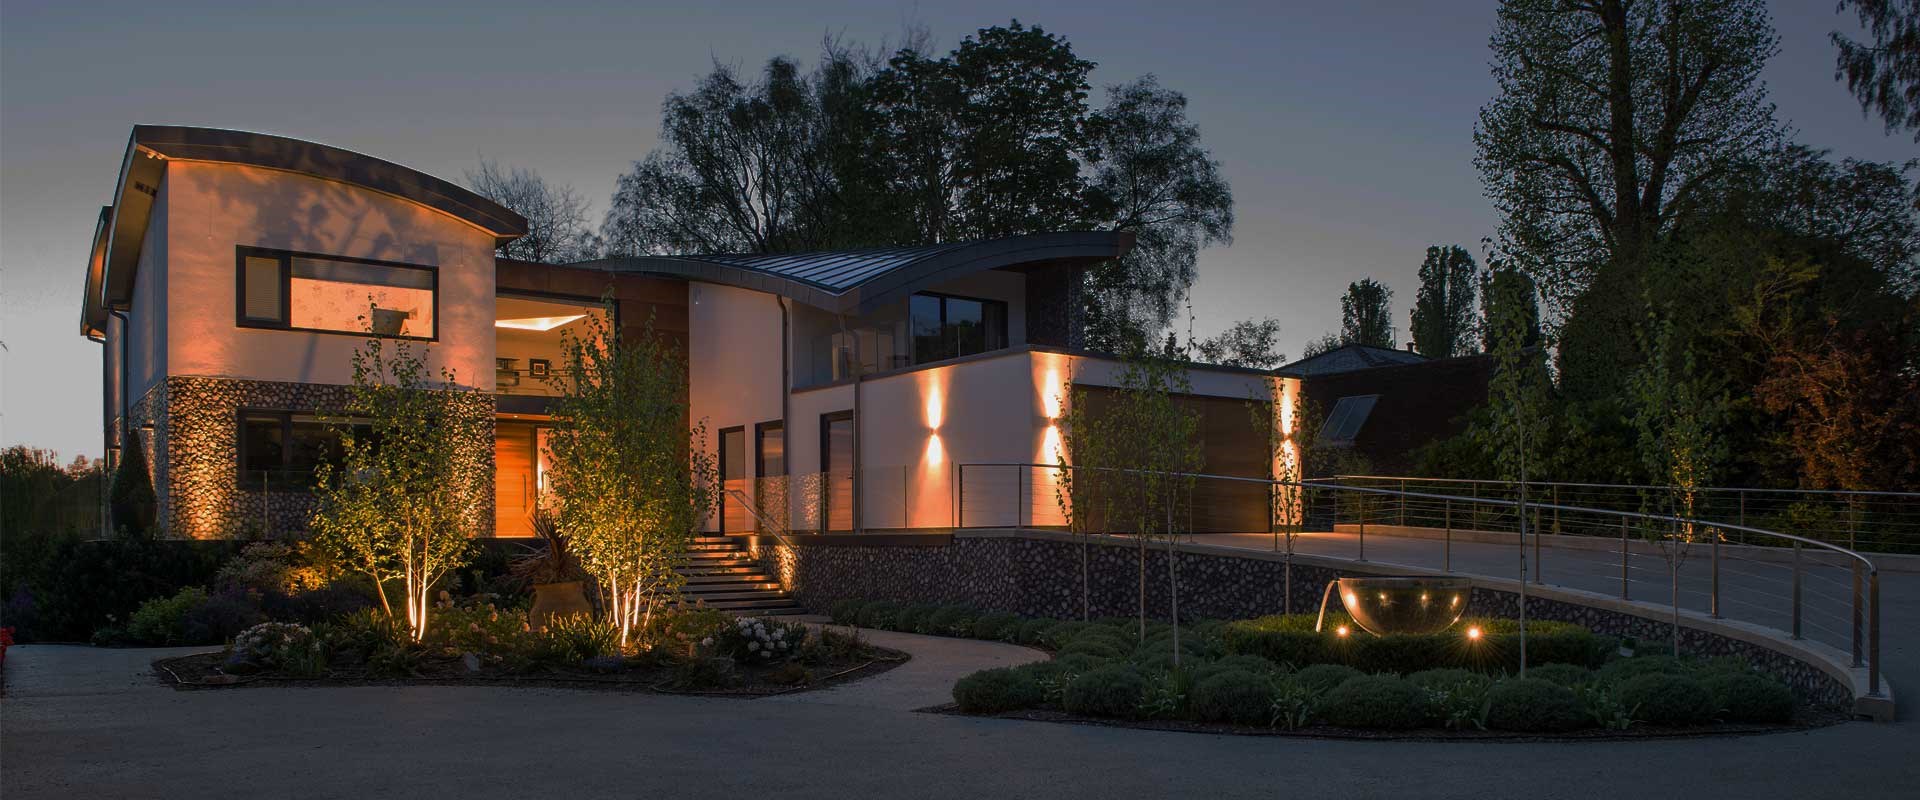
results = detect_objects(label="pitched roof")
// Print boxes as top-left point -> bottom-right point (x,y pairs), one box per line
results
573,230 -> 1133,315
1274,343 -> 1427,377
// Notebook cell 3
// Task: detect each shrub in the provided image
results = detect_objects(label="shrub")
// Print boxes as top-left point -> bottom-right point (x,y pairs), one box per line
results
652,607 -> 732,653
214,541 -> 332,596
1617,673 -> 1716,726
1062,664 -> 1152,718
1318,675 -> 1427,729
1407,668 -> 1491,692
1485,678 -> 1588,732
126,587 -> 210,645
1059,636 -> 1128,660
892,603 -> 936,633
1292,663 -> 1362,694
926,605 -> 979,637
953,666 -> 1043,713
225,621 -> 321,675
1190,654 -> 1281,685
1350,634 -> 1453,674
971,613 -> 1020,641
1037,621 -> 1093,650
1596,655 -> 1687,685
1014,618 -> 1057,646
1189,670 -> 1276,725
1525,663 -> 1595,688
829,599 -> 867,625
180,587 -> 267,645
717,616 -> 807,663
533,614 -> 620,664
1415,669 -> 1493,730
856,600 -> 901,629
1701,673 -> 1795,724
1222,618 -> 1331,666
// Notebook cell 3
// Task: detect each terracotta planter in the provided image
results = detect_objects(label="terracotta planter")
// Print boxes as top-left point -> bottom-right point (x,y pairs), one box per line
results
529,581 -> 593,630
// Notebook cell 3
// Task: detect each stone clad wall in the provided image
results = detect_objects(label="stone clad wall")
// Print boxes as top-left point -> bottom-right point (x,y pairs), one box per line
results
155,375 -> 494,539
755,531 -> 1854,709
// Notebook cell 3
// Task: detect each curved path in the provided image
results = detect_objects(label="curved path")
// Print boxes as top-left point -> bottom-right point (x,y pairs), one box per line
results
5,627 -> 1920,799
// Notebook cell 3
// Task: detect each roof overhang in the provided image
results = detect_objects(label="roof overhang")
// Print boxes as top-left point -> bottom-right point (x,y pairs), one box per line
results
84,125 -> 527,331
80,206 -> 113,339
574,230 -> 1134,316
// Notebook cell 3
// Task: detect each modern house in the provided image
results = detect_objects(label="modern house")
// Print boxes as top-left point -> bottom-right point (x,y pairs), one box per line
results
80,125 -> 1295,543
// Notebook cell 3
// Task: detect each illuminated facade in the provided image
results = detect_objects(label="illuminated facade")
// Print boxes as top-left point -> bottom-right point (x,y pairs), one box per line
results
80,125 -> 1293,540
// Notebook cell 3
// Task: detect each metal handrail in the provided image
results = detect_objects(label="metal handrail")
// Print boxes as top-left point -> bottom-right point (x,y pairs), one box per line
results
724,487 -> 804,550
1324,473 -> 1920,500
954,461 -> 1884,697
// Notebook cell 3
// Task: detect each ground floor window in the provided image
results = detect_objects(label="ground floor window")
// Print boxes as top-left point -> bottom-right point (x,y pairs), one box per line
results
237,410 -> 371,491
821,411 -> 854,532
719,426 -> 748,533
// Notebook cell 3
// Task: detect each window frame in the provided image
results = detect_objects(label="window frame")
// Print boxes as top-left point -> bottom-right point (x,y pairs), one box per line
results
234,408 -> 370,492
909,290 -> 1009,365
754,420 -> 784,479
717,425 -> 748,534
235,245 -> 441,342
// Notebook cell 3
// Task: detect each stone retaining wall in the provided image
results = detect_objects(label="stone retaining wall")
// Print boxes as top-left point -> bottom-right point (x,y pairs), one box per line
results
754,531 -> 1855,710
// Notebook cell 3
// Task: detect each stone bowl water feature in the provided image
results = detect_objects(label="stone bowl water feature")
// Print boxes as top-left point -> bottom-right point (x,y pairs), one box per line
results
1317,576 -> 1473,636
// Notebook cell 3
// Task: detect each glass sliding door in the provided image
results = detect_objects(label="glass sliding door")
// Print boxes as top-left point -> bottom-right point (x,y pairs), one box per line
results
821,411 -> 854,532
719,426 -> 747,533
754,421 -> 786,533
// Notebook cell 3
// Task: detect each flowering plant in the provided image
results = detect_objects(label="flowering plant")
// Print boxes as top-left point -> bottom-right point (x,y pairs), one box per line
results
226,621 -> 321,674
717,616 -> 807,664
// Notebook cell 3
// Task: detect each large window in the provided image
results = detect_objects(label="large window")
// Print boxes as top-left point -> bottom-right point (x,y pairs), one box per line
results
719,426 -> 748,533
237,410 -> 372,490
238,246 -> 437,339
910,292 -> 1007,364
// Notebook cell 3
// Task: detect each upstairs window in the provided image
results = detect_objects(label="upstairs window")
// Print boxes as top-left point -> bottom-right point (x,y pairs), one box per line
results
910,292 -> 1007,364
237,246 -> 437,339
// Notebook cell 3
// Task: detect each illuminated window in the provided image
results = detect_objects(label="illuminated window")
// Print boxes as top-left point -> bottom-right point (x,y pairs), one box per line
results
237,410 -> 374,490
237,247 -> 437,339
910,292 -> 1007,364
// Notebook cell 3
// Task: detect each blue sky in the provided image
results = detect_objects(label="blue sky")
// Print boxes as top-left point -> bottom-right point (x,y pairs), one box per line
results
1,0 -> 1909,459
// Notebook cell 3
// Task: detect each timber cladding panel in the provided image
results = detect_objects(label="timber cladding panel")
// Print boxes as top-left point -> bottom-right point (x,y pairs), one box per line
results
1071,385 -> 1271,534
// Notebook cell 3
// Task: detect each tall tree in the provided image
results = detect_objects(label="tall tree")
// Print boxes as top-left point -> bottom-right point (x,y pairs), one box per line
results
1194,317 -> 1284,368
467,160 -> 595,263
1712,144 -> 1920,294
1409,245 -> 1479,358
1339,279 -> 1396,349
1833,0 -> 1920,141
1477,0 -> 1778,399
1081,76 -> 1235,349
1478,268 -> 1542,352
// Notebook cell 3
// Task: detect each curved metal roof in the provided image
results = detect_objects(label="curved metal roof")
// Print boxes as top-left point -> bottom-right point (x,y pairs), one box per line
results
574,230 -> 1133,315
83,125 -> 527,336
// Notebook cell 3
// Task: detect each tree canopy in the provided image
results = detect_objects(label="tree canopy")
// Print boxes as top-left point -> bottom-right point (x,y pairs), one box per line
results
1409,245 -> 1479,358
1339,279 -> 1396,350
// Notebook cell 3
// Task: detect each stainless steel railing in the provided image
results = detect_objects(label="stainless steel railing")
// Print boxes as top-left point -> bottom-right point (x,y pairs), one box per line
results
953,462 -> 1885,698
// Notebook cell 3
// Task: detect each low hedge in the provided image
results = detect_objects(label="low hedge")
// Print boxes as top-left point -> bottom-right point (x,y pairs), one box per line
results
1189,670 -> 1275,725
1617,673 -> 1716,726
1318,675 -> 1427,729
1063,664 -> 1152,718
953,667 -> 1043,713
1523,663 -> 1595,688
1485,678 -> 1587,732
1701,673 -> 1795,724
1293,663 -> 1362,694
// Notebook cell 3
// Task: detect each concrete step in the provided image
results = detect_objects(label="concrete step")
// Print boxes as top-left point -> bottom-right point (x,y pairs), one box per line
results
700,597 -> 804,612
678,589 -> 795,603
681,580 -> 783,592
680,565 -> 765,576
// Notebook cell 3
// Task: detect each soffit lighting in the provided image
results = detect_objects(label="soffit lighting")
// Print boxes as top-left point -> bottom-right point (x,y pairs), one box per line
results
494,314 -> 587,332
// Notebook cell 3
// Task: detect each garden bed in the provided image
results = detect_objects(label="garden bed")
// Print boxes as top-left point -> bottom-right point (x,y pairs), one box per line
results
829,599 -> 1843,740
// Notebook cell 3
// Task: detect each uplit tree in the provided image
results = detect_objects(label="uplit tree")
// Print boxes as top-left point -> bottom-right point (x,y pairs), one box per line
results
311,336 -> 486,641
1629,318 -> 1728,654
543,308 -> 718,648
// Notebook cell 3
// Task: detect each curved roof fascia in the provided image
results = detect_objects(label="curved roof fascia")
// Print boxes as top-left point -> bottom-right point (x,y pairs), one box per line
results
574,230 -> 1134,315
91,125 -> 527,316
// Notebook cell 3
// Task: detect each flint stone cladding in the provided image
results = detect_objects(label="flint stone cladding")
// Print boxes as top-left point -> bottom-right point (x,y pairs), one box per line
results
754,532 -> 1852,709
139,375 -> 494,539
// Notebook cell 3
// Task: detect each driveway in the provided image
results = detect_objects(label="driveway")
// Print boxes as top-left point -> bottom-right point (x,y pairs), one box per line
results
6,626 -> 1920,800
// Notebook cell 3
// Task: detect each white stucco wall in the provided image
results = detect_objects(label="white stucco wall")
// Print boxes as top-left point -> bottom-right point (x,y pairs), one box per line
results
687,281 -> 788,531
127,182 -> 169,401
158,161 -> 498,390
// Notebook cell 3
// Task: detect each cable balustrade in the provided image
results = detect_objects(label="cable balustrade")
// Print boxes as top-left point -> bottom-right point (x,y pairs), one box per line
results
952,462 -> 1885,699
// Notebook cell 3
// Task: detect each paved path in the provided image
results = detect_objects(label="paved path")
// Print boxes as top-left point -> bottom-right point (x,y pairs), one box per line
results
6,624 -> 1920,799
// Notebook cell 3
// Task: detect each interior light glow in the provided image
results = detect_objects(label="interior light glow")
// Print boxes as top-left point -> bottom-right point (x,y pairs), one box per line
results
494,314 -> 588,332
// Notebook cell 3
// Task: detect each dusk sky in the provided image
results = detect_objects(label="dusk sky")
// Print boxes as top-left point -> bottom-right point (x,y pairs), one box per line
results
1,0 -> 1909,460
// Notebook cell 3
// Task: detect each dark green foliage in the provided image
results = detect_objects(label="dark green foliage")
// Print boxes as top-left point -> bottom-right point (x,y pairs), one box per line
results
1189,670 -> 1276,725
1189,654 -> 1281,685
971,613 -> 1021,641
1015,618 -> 1057,646
1410,245 -> 1479,358
1524,663 -> 1596,688
1407,668 -> 1492,693
1058,636 -> 1129,660
926,605 -> 979,637
829,599 -> 866,625
1349,634 -> 1453,675
109,431 -> 157,536
1701,672 -> 1796,724
1221,619 -> 1330,666
892,603 -> 936,634
1485,678 -> 1589,732
1597,655 -> 1688,685
1292,663 -> 1362,694
856,600 -> 901,629
953,666 -> 1044,713
1617,673 -> 1716,726
1318,675 -> 1427,729
20,536 -> 243,643
1062,664 -> 1152,718
1038,620 -> 1094,650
